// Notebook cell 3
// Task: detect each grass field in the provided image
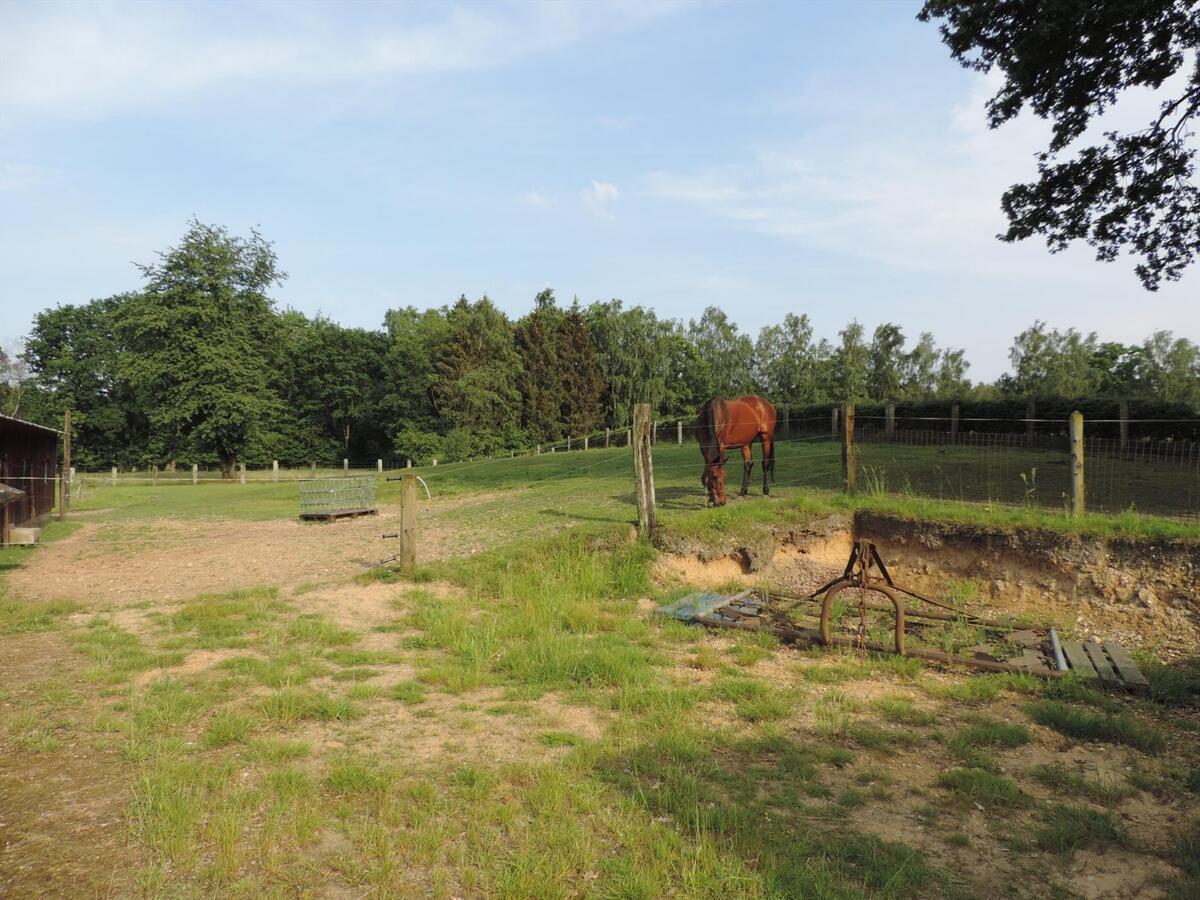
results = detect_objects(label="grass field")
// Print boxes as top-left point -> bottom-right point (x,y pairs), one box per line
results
3,445 -> 1200,898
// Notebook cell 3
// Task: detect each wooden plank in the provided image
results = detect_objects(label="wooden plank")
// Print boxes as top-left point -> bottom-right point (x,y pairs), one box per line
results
1060,640 -> 1098,680
1103,642 -> 1150,689
1084,641 -> 1118,683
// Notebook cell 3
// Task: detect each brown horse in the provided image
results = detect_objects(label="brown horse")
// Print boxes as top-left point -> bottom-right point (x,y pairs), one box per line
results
697,395 -> 777,506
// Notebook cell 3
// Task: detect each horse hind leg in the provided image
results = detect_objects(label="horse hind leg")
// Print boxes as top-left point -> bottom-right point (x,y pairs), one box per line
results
740,444 -> 753,496
762,435 -> 775,495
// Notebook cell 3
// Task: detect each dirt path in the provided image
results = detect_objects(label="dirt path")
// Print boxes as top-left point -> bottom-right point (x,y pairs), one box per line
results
0,632 -> 137,898
6,496 -> 499,606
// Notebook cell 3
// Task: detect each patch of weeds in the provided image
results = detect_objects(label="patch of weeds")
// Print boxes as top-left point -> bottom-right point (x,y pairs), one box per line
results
388,680 -> 427,705
846,722 -> 921,751
924,672 -> 1040,703
76,620 -> 184,683
1138,656 -> 1200,707
201,711 -> 255,749
330,667 -> 380,682
936,768 -> 1026,809
706,674 -> 793,720
325,649 -> 401,666
688,645 -> 723,670
656,618 -> 702,645
1034,804 -> 1123,854
837,787 -> 867,809
169,586 -> 285,648
538,731 -> 585,748
1043,672 -> 1122,711
288,614 -> 358,647
259,689 -> 365,726
1029,763 -> 1132,806
15,731 -> 62,752
944,831 -> 970,848
498,633 -> 655,691
244,737 -> 311,763
1186,768 -> 1200,794
873,694 -> 936,726
1027,700 -> 1164,753
326,755 -> 392,794
731,631 -> 778,667
0,597 -> 79,635
949,718 -> 1030,754
345,683 -> 381,702
813,689 -> 861,737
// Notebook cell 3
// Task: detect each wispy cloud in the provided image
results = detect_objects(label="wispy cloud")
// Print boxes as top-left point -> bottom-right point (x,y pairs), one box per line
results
520,190 -> 552,208
0,1 -> 687,121
582,180 -> 619,218
0,162 -> 49,192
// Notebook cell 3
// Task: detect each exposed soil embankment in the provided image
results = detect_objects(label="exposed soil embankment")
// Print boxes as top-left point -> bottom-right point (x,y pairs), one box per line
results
856,511 -> 1200,658
654,509 -> 1200,657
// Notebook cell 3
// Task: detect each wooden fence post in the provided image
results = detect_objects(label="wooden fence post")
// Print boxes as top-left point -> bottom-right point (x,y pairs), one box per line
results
152,464 -> 158,485
376,459 -> 382,474
584,436 -> 589,451
60,409 -> 71,520
192,464 -> 198,485
567,436 -> 572,451
780,403 -> 789,438
111,466 -> 117,486
677,420 -> 683,446
1069,411 -> 1085,518
632,403 -> 656,537
1026,396 -> 1036,443
1119,400 -> 1129,453
310,461 -> 316,476
273,460 -> 280,482
343,458 -> 349,473
831,405 -> 839,439
626,428 -> 631,446
399,473 -> 417,570
239,463 -> 246,485
536,444 -> 541,455
885,402 -> 895,437
950,403 -> 960,444
604,428 -> 610,449
406,459 -> 412,468
841,402 -> 856,494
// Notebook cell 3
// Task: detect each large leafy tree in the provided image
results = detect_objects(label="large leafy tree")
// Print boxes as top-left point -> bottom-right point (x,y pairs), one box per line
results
754,313 -> 825,404
920,1 -> 1200,288
687,306 -> 754,397
831,321 -> 870,401
557,301 -> 605,436
515,289 -> 567,443
119,220 -> 285,477
21,296 -> 139,467
1002,321 -> 1102,398
867,323 -> 906,401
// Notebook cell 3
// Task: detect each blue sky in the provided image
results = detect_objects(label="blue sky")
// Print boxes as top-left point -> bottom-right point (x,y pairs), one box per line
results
1,0 -> 1195,379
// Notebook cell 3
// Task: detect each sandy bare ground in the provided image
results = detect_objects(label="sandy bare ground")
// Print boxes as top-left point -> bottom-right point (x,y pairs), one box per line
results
8,495 -> 499,606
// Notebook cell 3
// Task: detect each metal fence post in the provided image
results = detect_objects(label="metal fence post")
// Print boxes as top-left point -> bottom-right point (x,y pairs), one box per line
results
841,402 -> 856,494
1070,411 -> 1085,517
633,403 -> 656,537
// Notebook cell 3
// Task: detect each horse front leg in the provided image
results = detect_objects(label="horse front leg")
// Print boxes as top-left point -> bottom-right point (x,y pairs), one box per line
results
740,444 -> 753,496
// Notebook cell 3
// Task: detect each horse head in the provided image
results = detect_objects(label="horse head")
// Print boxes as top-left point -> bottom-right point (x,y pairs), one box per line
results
701,462 -> 727,506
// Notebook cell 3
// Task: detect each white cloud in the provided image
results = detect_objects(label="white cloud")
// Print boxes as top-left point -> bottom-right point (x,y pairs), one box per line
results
582,180 -> 619,218
520,190 -> 552,208
641,67 -> 1196,288
0,1 -> 687,121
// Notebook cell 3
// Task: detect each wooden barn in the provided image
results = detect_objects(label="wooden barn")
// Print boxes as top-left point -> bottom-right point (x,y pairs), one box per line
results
0,414 -> 60,545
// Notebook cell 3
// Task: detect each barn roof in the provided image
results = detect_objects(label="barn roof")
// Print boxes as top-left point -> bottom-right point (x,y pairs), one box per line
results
0,414 -> 61,435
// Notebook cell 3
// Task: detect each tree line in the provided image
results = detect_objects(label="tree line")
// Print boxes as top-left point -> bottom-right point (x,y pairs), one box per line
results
2,221 -> 1198,474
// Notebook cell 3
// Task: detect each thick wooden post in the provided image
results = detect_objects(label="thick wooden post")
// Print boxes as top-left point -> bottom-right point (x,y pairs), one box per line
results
950,403 -> 960,443
406,458 -> 412,468
841,402 -> 856,494
831,405 -> 839,439
398,473 -> 417,570
885,402 -> 895,437
1026,396 -> 1036,443
632,403 -> 656,537
60,410 -> 71,520
677,420 -> 683,446
1119,400 -> 1129,453
192,464 -> 198,485
1069,411 -> 1085,518
536,444 -> 541,455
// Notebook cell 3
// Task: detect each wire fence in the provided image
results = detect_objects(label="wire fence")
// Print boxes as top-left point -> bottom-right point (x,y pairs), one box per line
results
49,410 -> 1200,526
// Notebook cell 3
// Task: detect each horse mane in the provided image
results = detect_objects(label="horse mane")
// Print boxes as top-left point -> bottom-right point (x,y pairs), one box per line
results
696,398 -> 725,465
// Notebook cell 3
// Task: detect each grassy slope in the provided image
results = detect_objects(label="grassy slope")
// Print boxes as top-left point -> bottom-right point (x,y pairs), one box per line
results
4,452 -> 1199,896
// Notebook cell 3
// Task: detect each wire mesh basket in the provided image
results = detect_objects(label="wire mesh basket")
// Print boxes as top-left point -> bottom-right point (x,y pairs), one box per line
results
298,476 -> 377,519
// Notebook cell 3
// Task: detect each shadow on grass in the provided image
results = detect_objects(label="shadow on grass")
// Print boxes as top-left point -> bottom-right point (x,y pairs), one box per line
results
594,727 -> 957,898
